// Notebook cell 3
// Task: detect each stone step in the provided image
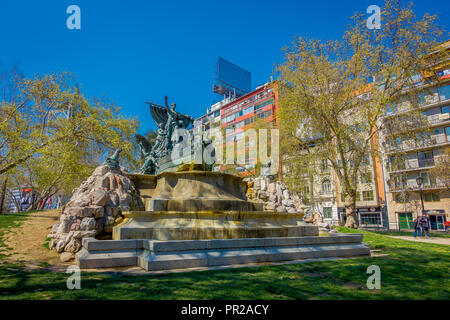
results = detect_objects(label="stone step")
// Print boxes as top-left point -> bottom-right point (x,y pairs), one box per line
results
82,234 -> 363,252
76,248 -> 140,269
77,234 -> 370,272
138,243 -> 370,271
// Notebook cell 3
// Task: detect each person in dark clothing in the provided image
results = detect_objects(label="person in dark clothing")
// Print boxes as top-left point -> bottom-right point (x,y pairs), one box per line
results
420,214 -> 432,238
413,216 -> 422,238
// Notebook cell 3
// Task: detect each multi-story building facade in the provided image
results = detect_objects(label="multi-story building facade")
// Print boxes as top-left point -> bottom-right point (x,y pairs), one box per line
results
380,41 -> 450,231
335,152 -> 388,229
196,82 -> 279,175
197,42 -> 449,231
293,159 -> 340,226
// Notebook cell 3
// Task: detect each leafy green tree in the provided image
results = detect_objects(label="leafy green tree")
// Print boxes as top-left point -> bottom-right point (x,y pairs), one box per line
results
0,72 -> 139,176
0,71 -> 139,210
276,0 -> 446,227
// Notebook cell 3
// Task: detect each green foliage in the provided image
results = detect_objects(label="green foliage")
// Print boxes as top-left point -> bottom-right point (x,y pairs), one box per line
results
276,0 -> 447,227
0,71 -> 140,205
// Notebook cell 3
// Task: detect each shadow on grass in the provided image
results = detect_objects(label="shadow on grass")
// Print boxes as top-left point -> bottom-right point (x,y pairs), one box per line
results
0,225 -> 448,300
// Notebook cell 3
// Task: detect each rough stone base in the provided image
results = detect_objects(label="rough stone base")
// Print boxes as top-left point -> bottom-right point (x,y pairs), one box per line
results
77,234 -> 370,272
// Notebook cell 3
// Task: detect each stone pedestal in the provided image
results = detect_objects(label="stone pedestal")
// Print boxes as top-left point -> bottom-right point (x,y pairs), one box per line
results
113,211 -> 316,240
76,171 -> 370,271
113,171 -> 316,241
77,234 -> 370,272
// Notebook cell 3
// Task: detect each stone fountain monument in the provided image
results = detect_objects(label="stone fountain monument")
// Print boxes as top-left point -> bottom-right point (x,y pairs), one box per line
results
76,97 -> 370,272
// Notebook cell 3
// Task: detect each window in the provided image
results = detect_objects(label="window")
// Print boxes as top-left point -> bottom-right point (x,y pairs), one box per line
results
235,121 -> 244,129
417,151 -> 434,167
362,190 -> 374,201
242,106 -> 254,116
389,136 -> 402,151
446,127 -> 450,142
386,103 -> 397,115
360,172 -> 372,184
361,156 -> 370,166
323,207 -> 332,219
419,172 -> 436,187
392,174 -> 407,189
424,192 -> 440,202
390,155 -> 406,171
360,213 -> 381,226
413,91 -> 425,107
254,99 -> 274,111
321,159 -> 328,171
321,179 -> 331,193
244,117 -> 254,126
303,185 -> 310,195
438,84 -> 450,101
395,193 -> 409,203
398,212 -> 414,230
424,87 -> 438,105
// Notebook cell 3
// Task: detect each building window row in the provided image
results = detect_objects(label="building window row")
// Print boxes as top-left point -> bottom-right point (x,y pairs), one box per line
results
385,83 -> 450,115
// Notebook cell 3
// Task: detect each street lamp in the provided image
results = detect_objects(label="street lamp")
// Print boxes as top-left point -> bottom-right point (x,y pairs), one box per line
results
416,176 -> 425,215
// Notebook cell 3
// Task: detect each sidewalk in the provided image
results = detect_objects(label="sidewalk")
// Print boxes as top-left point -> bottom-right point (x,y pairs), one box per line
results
387,235 -> 450,245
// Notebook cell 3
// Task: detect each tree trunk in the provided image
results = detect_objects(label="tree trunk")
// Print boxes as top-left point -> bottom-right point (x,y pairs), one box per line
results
0,176 -> 7,214
344,191 -> 358,228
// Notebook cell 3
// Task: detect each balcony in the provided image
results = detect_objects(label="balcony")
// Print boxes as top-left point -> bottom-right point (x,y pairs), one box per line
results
418,158 -> 435,167
426,113 -> 450,126
386,134 -> 449,154
383,93 -> 450,119
388,182 -> 446,193
319,190 -> 334,197
388,158 -> 435,173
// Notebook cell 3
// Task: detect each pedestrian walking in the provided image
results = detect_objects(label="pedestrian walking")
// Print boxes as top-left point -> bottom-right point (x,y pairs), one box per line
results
413,216 -> 422,238
421,214 -> 432,238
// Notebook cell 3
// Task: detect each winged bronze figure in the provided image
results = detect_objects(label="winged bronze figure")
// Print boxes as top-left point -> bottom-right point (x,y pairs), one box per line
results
136,96 -> 195,174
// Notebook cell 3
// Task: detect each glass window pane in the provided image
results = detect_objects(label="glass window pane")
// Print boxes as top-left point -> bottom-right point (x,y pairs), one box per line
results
438,85 -> 450,101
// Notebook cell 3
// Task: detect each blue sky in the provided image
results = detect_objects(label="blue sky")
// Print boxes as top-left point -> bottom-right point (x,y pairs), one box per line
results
1,0 -> 448,133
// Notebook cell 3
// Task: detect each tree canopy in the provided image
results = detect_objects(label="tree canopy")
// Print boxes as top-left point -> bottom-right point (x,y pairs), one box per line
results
277,0 -> 447,227
0,70 -> 139,211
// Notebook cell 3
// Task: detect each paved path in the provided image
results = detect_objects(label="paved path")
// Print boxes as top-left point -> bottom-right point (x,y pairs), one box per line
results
388,235 -> 450,245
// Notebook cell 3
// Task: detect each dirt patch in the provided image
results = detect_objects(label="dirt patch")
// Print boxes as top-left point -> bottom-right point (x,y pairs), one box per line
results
3,210 -> 68,268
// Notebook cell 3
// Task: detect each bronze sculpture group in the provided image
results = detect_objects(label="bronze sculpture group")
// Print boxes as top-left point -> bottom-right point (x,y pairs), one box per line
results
136,96 -> 196,174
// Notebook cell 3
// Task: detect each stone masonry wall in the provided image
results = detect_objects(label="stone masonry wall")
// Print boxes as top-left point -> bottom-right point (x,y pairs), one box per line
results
245,176 -> 306,213
47,165 -> 140,262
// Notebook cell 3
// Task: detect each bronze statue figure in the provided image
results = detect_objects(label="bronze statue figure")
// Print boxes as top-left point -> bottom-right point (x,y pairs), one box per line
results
136,96 -> 195,174
103,147 -> 122,170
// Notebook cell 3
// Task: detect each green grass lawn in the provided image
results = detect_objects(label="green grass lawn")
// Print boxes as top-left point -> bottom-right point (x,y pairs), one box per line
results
0,213 -> 449,300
